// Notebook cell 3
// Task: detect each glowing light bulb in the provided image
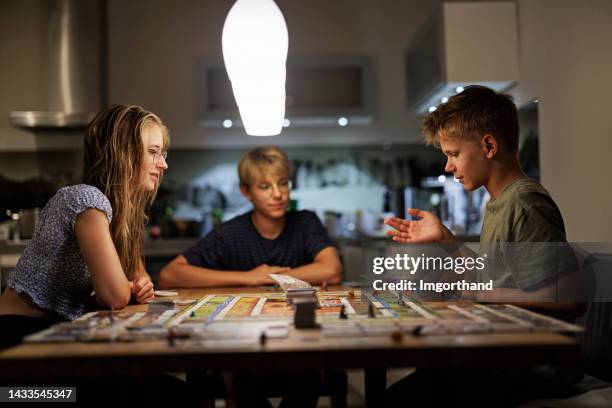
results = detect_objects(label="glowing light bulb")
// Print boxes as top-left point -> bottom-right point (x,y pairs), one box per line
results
222,0 -> 288,136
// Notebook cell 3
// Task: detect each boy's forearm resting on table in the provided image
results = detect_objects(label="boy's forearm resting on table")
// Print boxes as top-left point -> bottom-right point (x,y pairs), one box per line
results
159,256 -> 254,288
284,247 -> 342,285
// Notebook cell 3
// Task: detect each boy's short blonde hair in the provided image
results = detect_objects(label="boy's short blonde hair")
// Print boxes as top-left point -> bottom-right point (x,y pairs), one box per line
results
422,85 -> 519,151
238,145 -> 293,187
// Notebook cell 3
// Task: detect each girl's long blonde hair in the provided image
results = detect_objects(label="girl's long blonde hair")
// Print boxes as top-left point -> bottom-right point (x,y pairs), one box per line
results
83,105 -> 169,279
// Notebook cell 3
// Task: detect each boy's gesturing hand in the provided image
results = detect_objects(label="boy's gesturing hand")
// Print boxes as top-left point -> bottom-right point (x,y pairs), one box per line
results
384,208 -> 455,243
130,276 -> 155,303
247,264 -> 291,285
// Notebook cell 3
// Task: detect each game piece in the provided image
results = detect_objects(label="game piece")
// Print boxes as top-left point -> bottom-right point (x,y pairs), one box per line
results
154,290 -> 178,297
109,308 -> 115,323
339,305 -> 348,320
348,290 -> 355,299
294,298 -> 319,329
190,311 -> 196,318
260,331 -> 267,347
321,281 -> 328,291
391,330 -> 403,343
412,325 -> 423,336
368,303 -> 376,318
167,328 -> 176,347
175,298 -> 197,305
286,288 -> 318,305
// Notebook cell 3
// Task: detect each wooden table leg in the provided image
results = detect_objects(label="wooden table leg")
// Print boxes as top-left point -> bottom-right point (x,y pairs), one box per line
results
364,368 -> 386,408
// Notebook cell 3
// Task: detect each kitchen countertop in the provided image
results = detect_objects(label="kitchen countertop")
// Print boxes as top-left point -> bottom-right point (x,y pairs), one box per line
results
0,240 -> 28,255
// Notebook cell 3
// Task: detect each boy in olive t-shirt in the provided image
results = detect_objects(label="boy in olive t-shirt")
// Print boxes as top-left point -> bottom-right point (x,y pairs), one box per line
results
479,177 -> 572,292
480,177 -> 565,243
383,86 -> 582,407
385,85 -> 573,298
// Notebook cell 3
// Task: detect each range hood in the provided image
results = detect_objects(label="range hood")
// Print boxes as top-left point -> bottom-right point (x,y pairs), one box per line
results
406,2 -> 519,114
10,0 -> 106,130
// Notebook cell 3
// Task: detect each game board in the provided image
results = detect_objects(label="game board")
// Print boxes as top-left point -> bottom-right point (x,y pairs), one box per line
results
24,290 -> 583,344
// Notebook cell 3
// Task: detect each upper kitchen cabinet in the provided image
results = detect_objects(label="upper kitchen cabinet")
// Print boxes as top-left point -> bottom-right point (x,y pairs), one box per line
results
199,56 -> 375,129
406,2 -> 519,113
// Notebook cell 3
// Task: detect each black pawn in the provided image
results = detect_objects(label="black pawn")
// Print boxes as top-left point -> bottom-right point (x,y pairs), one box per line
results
167,328 -> 176,347
339,304 -> 348,320
368,303 -> 376,318
260,331 -> 267,347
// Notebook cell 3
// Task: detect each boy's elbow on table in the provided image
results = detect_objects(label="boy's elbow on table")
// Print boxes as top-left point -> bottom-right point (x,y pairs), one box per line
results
328,274 -> 342,285
323,262 -> 342,285
158,255 -> 191,289
158,266 -> 176,289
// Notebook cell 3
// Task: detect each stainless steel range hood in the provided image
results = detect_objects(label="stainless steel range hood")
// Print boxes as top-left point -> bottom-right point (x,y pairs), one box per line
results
10,0 -> 106,130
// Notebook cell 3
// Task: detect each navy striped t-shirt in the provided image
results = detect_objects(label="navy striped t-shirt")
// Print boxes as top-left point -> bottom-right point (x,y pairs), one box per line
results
182,210 -> 333,271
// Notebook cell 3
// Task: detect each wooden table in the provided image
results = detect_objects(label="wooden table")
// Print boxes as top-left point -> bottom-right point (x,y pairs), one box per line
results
0,287 -> 580,406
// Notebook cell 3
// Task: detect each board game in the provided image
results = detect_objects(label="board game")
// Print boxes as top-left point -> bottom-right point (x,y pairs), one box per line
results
24,289 -> 582,345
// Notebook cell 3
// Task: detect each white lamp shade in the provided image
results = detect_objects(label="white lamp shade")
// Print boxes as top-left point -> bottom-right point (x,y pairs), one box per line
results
222,0 -> 289,136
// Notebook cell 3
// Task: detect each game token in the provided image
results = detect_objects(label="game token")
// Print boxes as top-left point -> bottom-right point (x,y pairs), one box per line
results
260,331 -> 267,346
174,299 -> 197,305
167,328 -> 176,347
321,281 -> 328,291
339,305 -> 348,320
368,303 -> 376,318
391,330 -> 403,343
348,290 -> 355,299
155,290 -> 178,297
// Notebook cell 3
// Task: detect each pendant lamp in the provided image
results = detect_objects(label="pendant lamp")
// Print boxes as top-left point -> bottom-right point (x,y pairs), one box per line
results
222,0 -> 289,136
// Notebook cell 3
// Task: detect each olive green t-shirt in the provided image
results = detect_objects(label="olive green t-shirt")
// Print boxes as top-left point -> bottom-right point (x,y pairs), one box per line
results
481,178 -> 565,243
479,178 -> 568,290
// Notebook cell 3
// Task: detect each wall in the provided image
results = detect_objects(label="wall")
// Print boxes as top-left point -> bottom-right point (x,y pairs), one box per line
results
0,0 -> 444,151
509,0 -> 612,241
107,0 -> 442,148
0,1 -> 46,151
0,1 -> 95,151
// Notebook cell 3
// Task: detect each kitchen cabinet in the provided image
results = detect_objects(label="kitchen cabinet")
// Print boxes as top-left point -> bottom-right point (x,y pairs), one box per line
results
406,1 -> 519,113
